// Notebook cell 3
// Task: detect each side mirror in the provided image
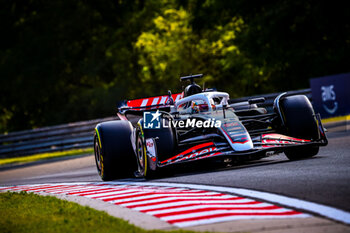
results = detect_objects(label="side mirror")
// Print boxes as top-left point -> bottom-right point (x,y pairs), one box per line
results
167,90 -> 174,105
248,97 -> 265,105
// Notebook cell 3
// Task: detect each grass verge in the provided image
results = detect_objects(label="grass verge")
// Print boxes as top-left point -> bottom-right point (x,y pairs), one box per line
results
0,191 -> 198,233
0,148 -> 93,166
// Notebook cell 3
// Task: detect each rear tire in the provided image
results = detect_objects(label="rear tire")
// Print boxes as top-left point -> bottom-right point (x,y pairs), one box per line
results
94,121 -> 136,181
280,95 -> 320,160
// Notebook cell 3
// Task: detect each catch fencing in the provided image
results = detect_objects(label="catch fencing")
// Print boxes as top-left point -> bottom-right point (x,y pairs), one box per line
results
0,117 -> 115,158
0,89 -> 311,158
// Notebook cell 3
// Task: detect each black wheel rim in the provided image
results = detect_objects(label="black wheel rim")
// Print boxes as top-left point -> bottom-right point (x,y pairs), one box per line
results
94,137 -> 102,175
136,132 -> 145,174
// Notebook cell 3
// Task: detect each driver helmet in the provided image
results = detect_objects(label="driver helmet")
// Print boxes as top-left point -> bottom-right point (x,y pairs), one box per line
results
191,101 -> 215,113
191,101 -> 200,113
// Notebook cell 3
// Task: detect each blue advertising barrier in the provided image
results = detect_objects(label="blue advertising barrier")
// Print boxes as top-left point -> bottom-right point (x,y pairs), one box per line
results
310,73 -> 350,119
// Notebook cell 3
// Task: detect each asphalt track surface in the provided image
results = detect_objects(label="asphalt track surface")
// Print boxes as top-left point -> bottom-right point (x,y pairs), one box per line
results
0,130 -> 349,214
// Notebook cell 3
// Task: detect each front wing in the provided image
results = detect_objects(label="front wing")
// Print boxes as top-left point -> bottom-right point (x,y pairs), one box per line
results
156,113 -> 328,167
157,134 -> 327,167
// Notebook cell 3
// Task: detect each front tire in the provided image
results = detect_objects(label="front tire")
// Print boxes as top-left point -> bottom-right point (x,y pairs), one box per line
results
279,95 -> 320,160
135,126 -> 157,179
94,121 -> 136,181
135,118 -> 175,178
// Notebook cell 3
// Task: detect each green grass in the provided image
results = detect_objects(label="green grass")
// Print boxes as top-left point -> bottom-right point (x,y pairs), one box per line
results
0,148 -> 93,166
0,191 -> 199,233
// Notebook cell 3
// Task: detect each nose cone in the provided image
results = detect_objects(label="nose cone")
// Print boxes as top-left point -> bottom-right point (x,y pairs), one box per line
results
220,119 -> 254,151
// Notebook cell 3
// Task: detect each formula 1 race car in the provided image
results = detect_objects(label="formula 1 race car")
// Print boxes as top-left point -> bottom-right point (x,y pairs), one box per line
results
94,74 -> 328,180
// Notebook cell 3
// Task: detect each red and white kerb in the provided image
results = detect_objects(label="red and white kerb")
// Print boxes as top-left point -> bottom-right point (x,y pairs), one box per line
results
1,183 -> 309,227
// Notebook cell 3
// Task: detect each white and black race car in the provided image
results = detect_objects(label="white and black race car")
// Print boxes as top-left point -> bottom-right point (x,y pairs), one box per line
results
94,74 -> 328,180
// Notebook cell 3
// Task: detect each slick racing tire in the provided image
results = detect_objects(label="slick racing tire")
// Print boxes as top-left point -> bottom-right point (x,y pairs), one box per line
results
94,121 -> 136,181
135,118 -> 175,179
280,95 -> 320,160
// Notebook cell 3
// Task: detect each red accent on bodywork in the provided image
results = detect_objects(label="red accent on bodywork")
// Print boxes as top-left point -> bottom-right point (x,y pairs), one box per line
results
126,93 -> 183,108
261,133 -> 311,148
262,134 -> 311,142
189,151 -> 222,161
160,142 -> 214,165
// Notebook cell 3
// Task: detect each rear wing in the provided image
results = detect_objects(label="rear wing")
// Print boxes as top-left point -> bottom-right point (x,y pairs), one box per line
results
117,92 -> 183,115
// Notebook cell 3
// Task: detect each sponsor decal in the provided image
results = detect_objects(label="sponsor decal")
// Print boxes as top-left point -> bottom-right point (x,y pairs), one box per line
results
262,139 -> 298,147
175,147 -> 218,163
321,85 -> 338,114
222,120 -> 249,144
261,134 -> 310,148
145,138 -> 157,162
160,142 -> 216,165
310,73 -> 350,118
223,122 -> 240,127
262,134 -> 310,142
